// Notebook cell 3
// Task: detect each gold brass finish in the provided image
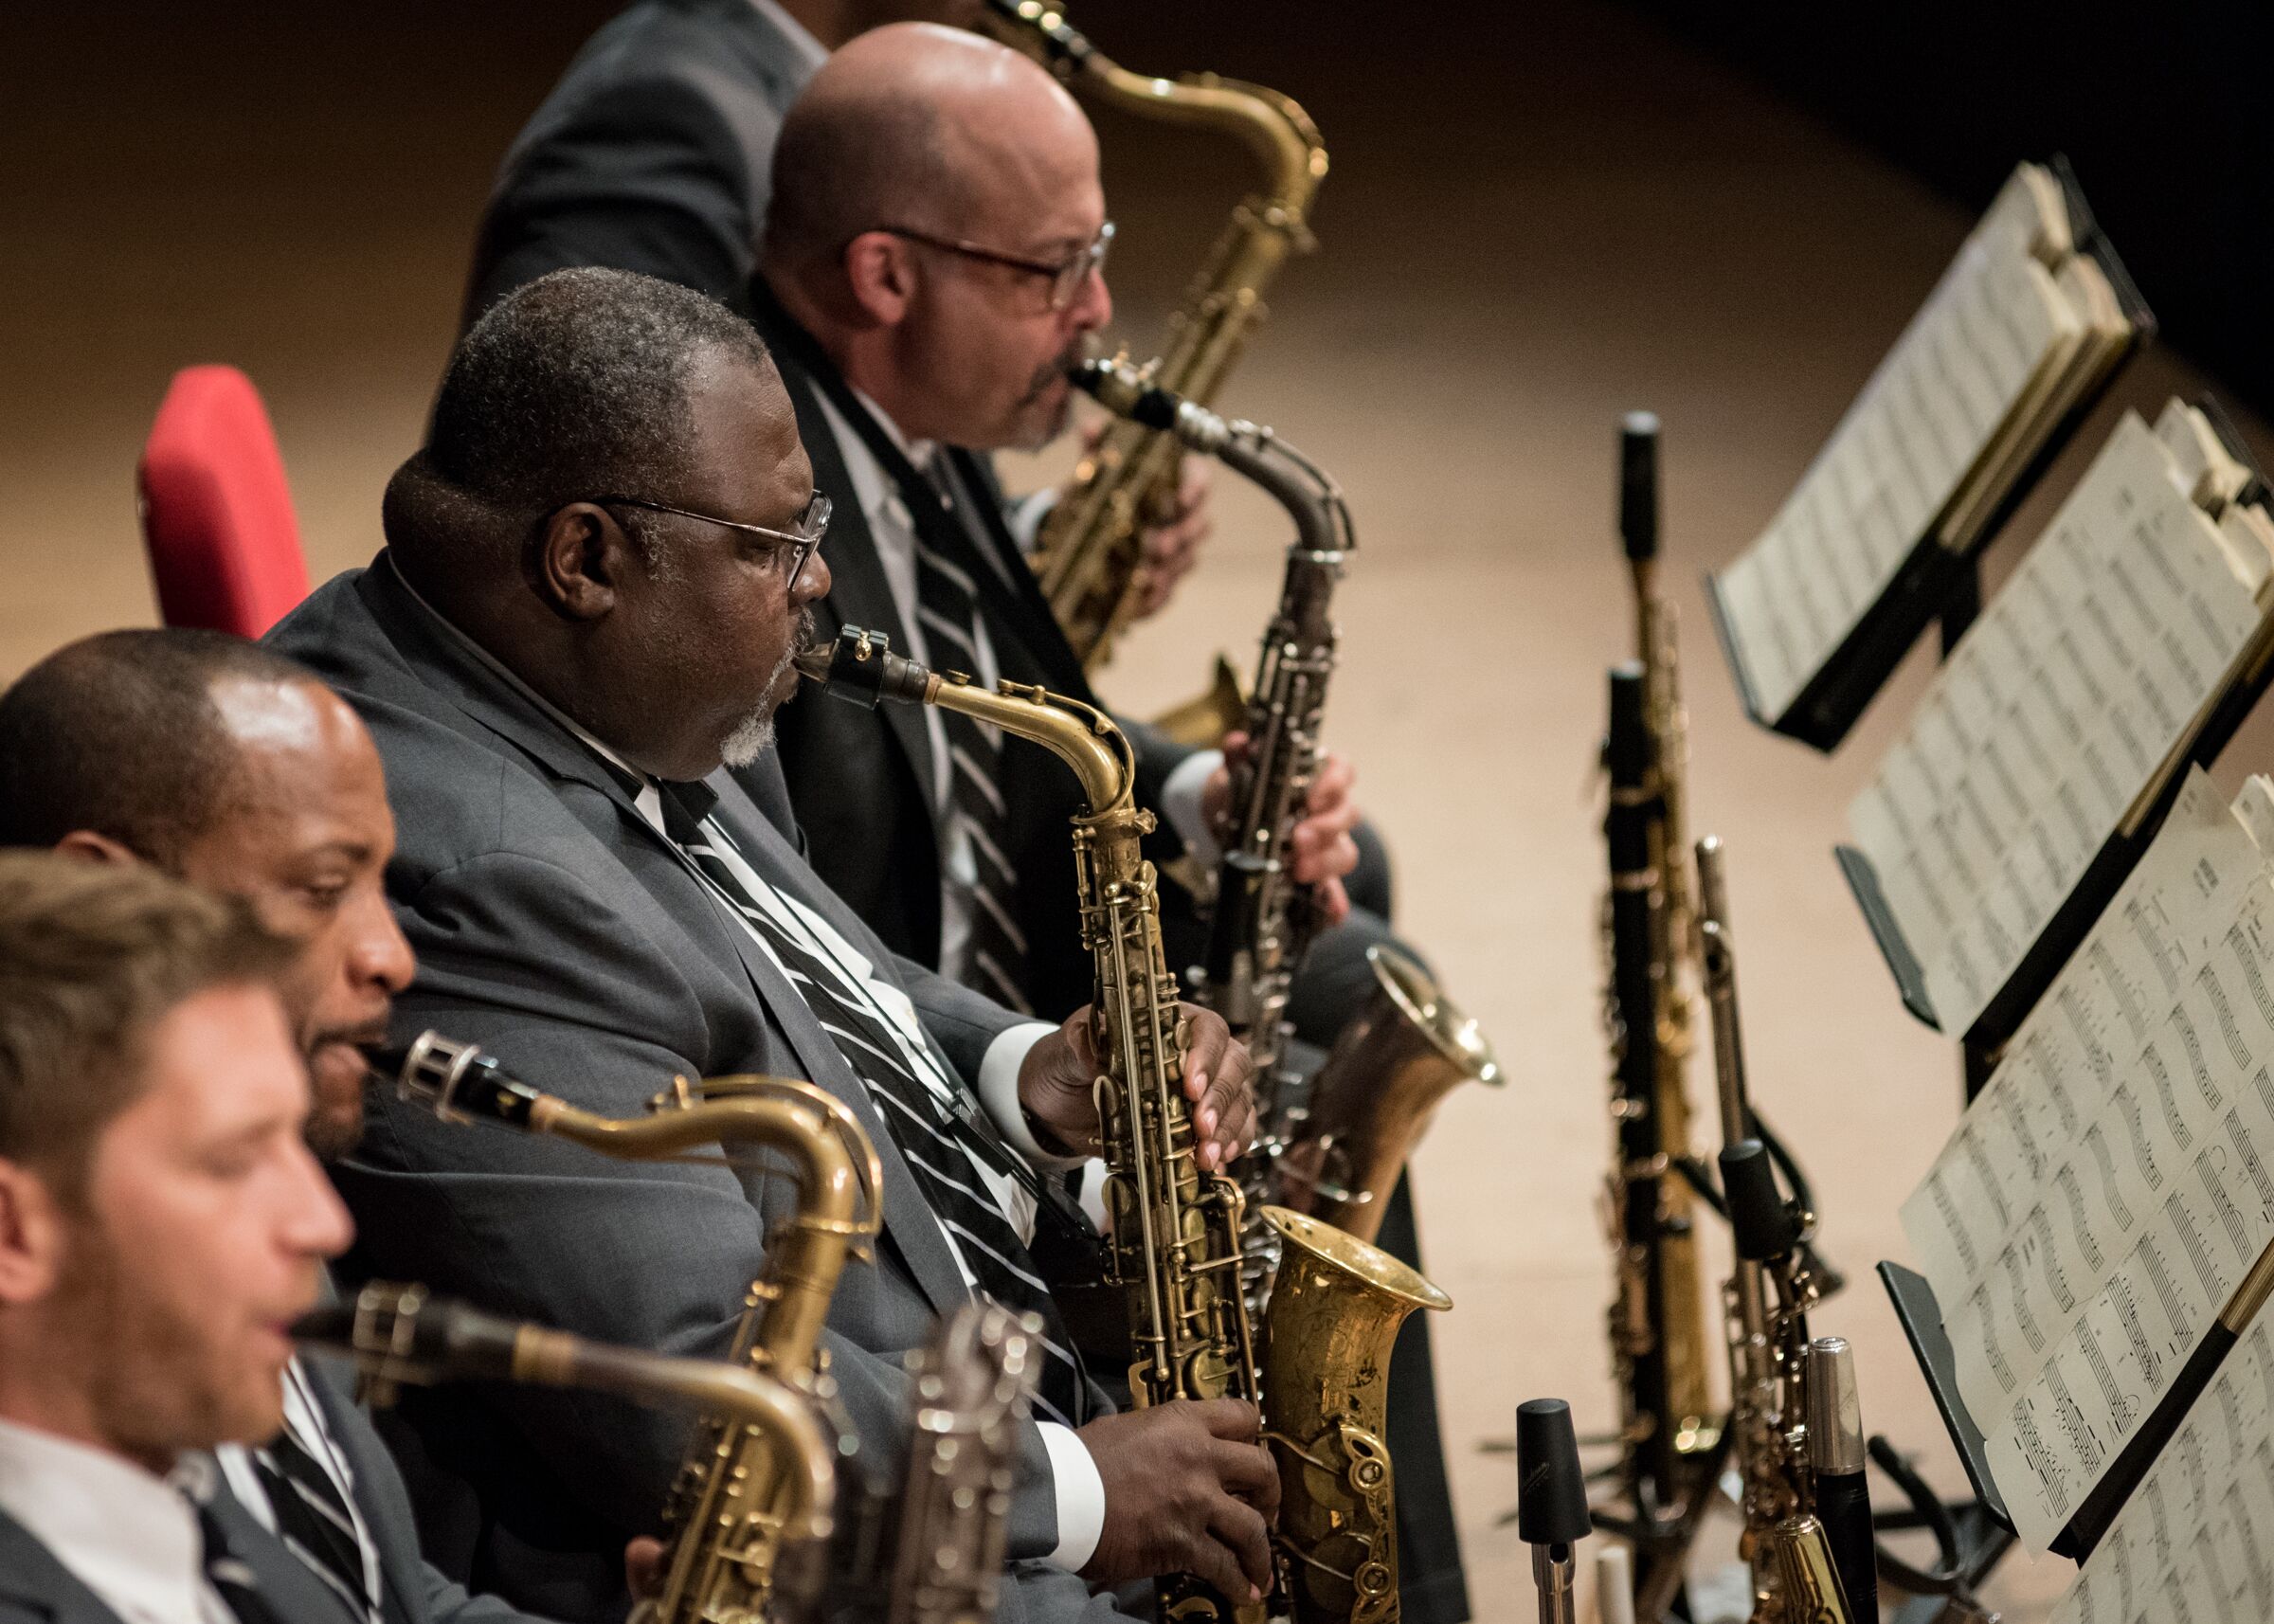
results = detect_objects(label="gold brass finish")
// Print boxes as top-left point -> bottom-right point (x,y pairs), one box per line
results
1277,946 -> 1503,1244
1259,1206 -> 1450,1624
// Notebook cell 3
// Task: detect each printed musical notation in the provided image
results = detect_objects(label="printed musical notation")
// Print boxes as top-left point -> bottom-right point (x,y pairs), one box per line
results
1902,768 -> 2274,1548
2051,1308 -> 2274,1624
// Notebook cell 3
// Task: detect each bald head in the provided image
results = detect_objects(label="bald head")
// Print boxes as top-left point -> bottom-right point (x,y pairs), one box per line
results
767,22 -> 1094,271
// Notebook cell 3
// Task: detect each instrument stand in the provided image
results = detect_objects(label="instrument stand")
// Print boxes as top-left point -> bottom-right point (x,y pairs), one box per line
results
1582,1426 -> 1735,1623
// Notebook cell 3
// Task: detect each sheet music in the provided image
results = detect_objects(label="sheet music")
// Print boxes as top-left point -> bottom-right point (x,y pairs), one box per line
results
1848,409 -> 2265,1037
1717,230 -> 2074,721
2050,1308 -> 2274,1624
1901,769 -> 2274,1547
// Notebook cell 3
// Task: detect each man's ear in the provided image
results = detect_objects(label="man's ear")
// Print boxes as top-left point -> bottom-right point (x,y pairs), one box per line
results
840,232 -> 917,328
51,830 -> 138,867
0,1160 -> 64,1307
532,503 -> 629,622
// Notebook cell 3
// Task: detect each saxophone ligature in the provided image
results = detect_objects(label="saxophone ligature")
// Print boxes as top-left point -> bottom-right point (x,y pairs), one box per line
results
980,0 -> 1328,735
1070,358 -> 1502,1268
297,1283 -> 837,1614
884,1304 -> 1042,1624
796,625 -> 1450,1624
374,1036 -> 883,1624
1695,838 -> 1873,1624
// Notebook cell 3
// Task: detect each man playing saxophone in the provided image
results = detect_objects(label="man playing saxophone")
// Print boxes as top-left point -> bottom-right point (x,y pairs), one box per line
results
264,264 -> 1277,1624
744,29 -> 1469,1621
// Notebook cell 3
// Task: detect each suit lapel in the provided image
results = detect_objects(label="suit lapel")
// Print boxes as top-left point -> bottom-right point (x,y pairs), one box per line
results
933,447 -> 1097,699
770,356 -> 938,812
702,779 -> 977,1316
0,1512 -> 132,1624
204,1486 -> 369,1624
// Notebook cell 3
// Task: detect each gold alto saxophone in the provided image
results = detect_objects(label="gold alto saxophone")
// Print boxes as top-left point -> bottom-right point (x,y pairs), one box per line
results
1071,358 -> 1503,1257
980,0 -> 1328,731
1695,839 -> 1861,1624
377,1036 -> 883,1624
795,626 -> 1450,1624
886,1304 -> 1042,1624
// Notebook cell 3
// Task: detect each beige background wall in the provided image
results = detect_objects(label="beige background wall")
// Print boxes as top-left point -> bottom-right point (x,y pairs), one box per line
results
7,3 -> 2264,1617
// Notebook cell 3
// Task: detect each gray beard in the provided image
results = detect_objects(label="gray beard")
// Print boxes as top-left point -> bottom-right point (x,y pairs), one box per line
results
721,710 -> 775,767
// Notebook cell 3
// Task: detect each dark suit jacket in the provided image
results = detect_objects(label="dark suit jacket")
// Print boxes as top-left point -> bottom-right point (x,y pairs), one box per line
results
461,0 -> 818,327
749,289 -> 1199,1019
267,563 -> 1130,1624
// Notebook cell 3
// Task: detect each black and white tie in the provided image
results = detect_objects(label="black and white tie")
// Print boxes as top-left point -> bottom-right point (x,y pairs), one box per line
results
255,1426 -> 375,1624
193,1497 -> 285,1624
911,453 -> 1032,1015
655,786 -> 1088,1426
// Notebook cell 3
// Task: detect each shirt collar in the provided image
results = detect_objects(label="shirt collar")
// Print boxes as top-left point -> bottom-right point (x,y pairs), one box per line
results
0,1416 -> 206,1622
382,554 -> 700,830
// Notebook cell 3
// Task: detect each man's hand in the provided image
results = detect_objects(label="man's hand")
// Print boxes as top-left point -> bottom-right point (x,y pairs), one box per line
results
1200,732 -> 1361,928
1130,453 -> 1213,621
1077,1399 -> 1280,1599
1018,1002 -> 1257,1171
624,1537 -> 664,1599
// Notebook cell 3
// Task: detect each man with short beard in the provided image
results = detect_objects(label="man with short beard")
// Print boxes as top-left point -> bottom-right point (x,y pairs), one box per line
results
754,30 -> 1469,1620
0,631 -> 581,1624
0,853 -> 355,1624
267,263 -> 1276,1624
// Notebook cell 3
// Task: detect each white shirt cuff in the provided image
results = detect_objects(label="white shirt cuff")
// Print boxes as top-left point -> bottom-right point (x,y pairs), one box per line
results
1038,1421 -> 1106,1572
976,1020 -> 1087,1170
1159,748 -> 1225,865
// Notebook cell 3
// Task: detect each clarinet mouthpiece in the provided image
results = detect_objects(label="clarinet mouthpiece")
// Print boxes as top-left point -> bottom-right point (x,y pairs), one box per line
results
1619,411 -> 1660,565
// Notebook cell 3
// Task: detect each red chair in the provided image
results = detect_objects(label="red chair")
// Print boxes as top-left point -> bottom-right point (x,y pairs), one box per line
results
137,365 -> 311,637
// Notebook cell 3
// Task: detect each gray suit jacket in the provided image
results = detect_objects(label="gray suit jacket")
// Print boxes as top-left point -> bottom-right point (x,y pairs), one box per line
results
0,1484 -> 360,1624
267,562 -> 1128,1624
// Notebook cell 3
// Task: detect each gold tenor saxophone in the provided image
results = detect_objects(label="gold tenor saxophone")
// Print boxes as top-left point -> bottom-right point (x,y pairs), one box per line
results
376,1036 -> 883,1624
298,1282 -> 832,1557
980,0 -> 1328,714
795,626 -> 1450,1624
1695,839 -> 1859,1624
886,1304 -> 1041,1624
1070,358 -> 1503,1256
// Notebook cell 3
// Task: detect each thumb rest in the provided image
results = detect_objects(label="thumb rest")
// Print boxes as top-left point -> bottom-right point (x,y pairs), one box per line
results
376,1033 -> 882,1624
797,624 -> 1452,1624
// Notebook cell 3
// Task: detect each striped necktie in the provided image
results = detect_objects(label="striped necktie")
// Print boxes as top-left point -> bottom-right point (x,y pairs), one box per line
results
192,1497 -> 286,1624
253,1423 -> 376,1624
911,451 -> 1032,1015
655,784 -> 1089,1426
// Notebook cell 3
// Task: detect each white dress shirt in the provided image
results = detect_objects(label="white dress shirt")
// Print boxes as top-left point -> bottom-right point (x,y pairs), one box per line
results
0,1416 -> 232,1624
213,1359 -> 383,1623
388,557 -> 1107,1570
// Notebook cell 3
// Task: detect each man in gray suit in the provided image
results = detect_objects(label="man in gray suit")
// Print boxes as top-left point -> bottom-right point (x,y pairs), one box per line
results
268,264 -> 1277,1624
0,855 -> 353,1624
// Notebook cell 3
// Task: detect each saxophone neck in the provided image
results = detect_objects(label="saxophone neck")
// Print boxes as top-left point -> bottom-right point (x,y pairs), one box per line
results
799,626 -> 1135,814
979,2 -> 1326,224
298,1285 -> 836,1541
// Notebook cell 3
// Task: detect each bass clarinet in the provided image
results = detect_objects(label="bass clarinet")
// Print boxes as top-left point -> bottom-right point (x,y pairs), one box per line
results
796,626 -> 1450,1624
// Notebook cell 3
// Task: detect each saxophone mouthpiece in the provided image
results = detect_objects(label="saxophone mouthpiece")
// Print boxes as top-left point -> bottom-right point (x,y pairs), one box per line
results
797,625 -> 932,710
1070,357 -> 1233,453
292,1282 -> 523,1405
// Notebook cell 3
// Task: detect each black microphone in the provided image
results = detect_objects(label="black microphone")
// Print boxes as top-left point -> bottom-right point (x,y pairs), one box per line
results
1516,1398 -> 1590,1624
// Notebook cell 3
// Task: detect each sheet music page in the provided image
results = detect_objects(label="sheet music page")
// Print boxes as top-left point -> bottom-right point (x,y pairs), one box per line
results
1717,233 -> 2073,721
1847,411 -> 2265,1037
1901,767 -> 2254,1296
2050,1308 -> 2274,1623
